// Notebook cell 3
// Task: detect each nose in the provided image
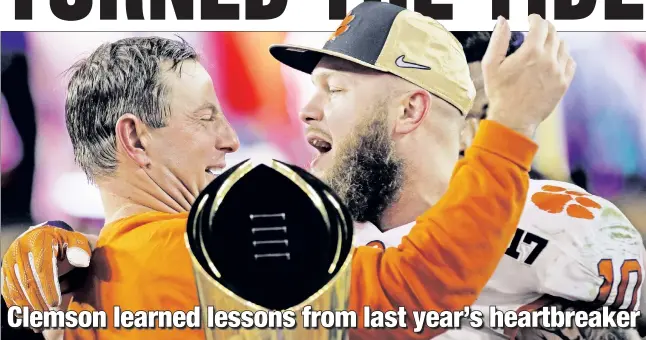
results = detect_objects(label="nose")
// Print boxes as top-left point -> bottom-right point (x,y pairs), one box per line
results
299,95 -> 324,124
217,118 -> 240,153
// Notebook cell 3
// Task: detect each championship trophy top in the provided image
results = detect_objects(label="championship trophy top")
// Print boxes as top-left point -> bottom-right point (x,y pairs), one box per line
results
185,158 -> 355,340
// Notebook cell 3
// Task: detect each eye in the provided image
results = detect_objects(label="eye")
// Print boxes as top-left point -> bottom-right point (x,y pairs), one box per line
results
200,110 -> 221,121
328,87 -> 343,95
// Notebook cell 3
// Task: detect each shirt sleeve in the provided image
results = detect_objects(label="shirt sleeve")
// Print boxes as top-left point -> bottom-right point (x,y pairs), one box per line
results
349,120 -> 538,340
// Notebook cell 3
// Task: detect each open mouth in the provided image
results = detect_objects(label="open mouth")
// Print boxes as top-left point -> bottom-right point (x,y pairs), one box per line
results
206,167 -> 224,177
307,136 -> 332,155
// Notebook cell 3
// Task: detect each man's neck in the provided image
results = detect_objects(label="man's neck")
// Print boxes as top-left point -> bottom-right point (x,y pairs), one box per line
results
97,170 -> 194,224
378,169 -> 447,231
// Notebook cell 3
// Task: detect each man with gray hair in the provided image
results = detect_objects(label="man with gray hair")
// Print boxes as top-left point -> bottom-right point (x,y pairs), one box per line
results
2,36 -> 240,339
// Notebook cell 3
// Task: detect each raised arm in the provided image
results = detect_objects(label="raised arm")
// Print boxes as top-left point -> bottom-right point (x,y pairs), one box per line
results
349,14 -> 577,340
350,120 -> 536,339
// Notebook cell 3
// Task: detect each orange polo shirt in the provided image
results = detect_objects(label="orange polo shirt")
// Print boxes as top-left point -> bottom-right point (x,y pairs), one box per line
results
64,120 -> 536,340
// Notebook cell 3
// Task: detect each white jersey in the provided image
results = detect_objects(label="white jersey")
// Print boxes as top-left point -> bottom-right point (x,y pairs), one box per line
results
354,179 -> 645,339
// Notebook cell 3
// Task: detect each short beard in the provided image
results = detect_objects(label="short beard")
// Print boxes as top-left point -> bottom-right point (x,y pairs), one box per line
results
320,109 -> 404,227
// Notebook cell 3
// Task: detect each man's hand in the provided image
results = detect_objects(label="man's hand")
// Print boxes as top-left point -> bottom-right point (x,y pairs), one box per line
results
482,15 -> 576,138
1,221 -> 92,313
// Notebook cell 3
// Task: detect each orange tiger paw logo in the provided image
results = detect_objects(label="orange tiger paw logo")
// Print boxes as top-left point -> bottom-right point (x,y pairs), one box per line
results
531,185 -> 602,220
329,14 -> 355,41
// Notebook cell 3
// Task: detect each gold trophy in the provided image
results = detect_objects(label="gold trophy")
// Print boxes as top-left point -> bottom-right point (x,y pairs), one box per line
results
185,158 -> 354,340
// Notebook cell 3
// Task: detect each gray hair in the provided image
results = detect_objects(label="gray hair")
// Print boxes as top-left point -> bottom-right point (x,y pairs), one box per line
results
65,36 -> 198,182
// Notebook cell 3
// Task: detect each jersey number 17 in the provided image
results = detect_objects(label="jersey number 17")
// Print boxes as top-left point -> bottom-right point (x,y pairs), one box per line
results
504,228 -> 548,265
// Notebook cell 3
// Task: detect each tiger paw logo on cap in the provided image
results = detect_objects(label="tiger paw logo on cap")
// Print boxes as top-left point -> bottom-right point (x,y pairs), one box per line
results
329,14 -> 355,41
269,1 -> 477,115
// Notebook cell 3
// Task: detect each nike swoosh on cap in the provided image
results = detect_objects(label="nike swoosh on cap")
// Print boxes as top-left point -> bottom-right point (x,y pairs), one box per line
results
395,55 -> 430,70
269,2 -> 476,115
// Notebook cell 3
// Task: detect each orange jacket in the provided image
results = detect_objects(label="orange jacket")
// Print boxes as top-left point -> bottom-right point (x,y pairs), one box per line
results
65,120 -> 536,339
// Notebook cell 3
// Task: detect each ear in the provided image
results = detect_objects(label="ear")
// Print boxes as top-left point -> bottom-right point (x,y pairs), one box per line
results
393,90 -> 432,135
115,114 -> 150,168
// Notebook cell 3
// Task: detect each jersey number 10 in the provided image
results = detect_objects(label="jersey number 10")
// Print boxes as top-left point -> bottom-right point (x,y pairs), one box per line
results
505,229 -> 643,311
595,258 -> 643,311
